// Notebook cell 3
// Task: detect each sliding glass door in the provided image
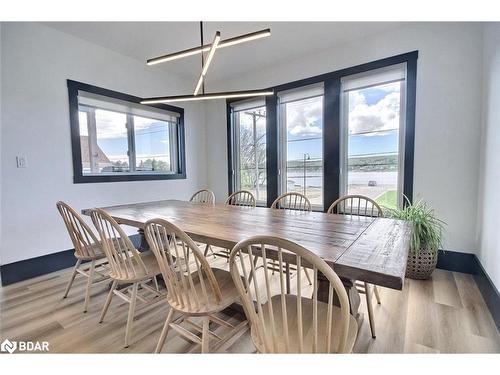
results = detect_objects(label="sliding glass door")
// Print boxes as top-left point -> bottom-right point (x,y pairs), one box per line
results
278,84 -> 324,209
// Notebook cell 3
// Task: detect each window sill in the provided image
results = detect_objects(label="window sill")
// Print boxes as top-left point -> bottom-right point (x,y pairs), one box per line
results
73,172 -> 186,184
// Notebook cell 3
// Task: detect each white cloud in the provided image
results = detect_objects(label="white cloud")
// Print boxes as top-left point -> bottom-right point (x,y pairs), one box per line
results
92,110 -> 169,139
289,123 -> 322,136
348,89 -> 400,135
94,110 -> 127,139
286,97 -> 323,137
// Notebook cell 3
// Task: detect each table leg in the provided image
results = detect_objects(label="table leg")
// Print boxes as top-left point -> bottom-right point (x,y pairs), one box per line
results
316,271 -> 361,322
137,229 -> 150,252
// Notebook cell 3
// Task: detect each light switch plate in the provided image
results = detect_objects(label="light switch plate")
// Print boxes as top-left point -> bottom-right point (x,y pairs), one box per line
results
16,155 -> 27,168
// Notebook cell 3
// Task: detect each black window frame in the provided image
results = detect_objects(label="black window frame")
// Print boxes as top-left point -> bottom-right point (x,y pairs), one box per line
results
227,51 -> 418,211
67,80 -> 186,183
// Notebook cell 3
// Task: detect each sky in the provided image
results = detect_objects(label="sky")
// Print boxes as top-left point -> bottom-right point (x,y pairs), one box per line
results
79,110 -> 171,163
284,81 -> 401,160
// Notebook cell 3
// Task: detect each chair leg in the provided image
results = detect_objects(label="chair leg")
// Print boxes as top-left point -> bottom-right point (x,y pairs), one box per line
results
285,263 -> 291,294
83,259 -> 96,313
124,282 -> 139,348
62,259 -> 81,299
201,316 -> 210,353
153,275 -> 159,291
374,285 -> 381,305
99,280 -> 118,323
303,267 -> 313,285
365,282 -> 376,339
203,244 -> 216,258
155,308 -> 175,353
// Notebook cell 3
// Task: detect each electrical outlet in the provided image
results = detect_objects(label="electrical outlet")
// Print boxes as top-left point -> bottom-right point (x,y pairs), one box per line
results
16,155 -> 27,168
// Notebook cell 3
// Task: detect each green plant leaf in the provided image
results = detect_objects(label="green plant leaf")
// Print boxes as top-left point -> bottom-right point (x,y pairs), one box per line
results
386,195 -> 446,255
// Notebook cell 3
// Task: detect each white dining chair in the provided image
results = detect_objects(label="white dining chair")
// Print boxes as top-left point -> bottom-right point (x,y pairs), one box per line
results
56,201 -> 110,312
229,235 -> 358,353
91,208 -> 166,348
327,194 -> 383,338
145,218 -> 247,353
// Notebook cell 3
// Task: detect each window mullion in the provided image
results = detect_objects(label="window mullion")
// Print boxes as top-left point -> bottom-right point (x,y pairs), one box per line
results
169,121 -> 178,173
323,77 -> 341,212
233,111 -> 241,192
127,114 -> 136,172
87,108 -> 99,174
398,79 -> 407,208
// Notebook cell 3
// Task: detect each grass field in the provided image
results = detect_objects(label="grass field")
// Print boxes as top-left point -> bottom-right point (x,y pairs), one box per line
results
375,190 -> 398,210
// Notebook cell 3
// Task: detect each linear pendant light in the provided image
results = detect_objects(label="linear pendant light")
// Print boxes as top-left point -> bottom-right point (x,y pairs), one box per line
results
141,90 -> 274,104
193,31 -> 221,96
147,28 -> 271,66
143,23 -> 273,104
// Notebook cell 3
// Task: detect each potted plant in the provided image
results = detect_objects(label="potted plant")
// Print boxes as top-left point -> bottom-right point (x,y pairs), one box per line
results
387,197 -> 445,280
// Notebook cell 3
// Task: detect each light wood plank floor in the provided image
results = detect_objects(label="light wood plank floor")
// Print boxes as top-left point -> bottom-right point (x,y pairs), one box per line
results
1,253 -> 499,354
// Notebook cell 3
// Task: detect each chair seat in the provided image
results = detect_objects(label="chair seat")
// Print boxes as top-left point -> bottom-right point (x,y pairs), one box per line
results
110,250 -> 162,283
168,268 -> 240,316
74,238 -> 134,261
73,242 -> 107,261
251,294 -> 358,353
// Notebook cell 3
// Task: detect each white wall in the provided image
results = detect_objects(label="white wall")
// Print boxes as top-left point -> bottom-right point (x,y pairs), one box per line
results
205,22 -> 484,254
477,23 -> 500,290
0,23 -> 207,264
205,100 -> 229,202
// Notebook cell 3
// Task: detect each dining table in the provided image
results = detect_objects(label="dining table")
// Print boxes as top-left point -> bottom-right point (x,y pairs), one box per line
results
82,199 -> 411,322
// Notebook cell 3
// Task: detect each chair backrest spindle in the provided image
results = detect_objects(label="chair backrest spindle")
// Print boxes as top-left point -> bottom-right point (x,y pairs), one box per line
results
56,201 -> 101,259
90,208 -> 148,281
189,189 -> 215,204
327,194 -> 383,218
225,190 -> 256,207
144,218 -> 223,312
271,192 -> 312,212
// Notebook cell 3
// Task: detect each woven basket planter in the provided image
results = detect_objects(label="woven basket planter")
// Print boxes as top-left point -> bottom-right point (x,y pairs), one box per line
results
405,248 -> 438,280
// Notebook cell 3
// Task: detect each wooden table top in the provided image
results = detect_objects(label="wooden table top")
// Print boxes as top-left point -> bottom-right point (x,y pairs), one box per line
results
82,199 -> 411,290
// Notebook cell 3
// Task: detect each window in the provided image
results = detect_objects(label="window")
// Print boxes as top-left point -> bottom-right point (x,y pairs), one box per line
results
278,84 -> 324,209
68,80 -> 185,183
230,99 -> 267,205
227,51 -> 417,211
340,64 -> 406,209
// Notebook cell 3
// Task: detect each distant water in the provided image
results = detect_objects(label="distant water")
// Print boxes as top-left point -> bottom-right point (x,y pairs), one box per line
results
287,171 -> 397,187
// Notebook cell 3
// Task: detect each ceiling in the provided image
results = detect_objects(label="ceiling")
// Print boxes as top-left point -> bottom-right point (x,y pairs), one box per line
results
43,22 -> 404,87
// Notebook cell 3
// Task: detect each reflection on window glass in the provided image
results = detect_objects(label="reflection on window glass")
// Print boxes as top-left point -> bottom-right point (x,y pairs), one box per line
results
95,109 -> 129,173
134,116 -> 172,172
236,106 -> 267,203
283,96 -> 323,208
78,111 -> 92,174
346,81 -> 401,209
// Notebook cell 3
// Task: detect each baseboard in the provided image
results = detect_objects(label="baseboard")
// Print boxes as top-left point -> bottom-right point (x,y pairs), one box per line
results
0,234 -> 141,286
436,249 -> 500,331
436,249 -> 480,274
0,249 -> 77,286
472,260 -> 500,332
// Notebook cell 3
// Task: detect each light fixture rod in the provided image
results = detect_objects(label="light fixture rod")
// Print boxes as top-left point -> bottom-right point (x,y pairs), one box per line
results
194,31 -> 221,96
147,28 -> 271,66
141,89 -> 274,104
199,21 -> 205,94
